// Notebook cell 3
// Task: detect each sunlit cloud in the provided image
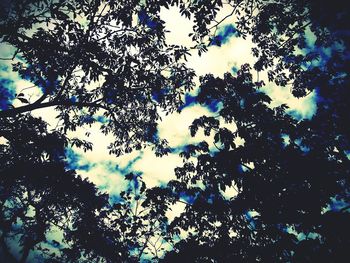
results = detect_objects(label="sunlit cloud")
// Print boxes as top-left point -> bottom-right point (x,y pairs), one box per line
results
131,148 -> 183,187
261,84 -> 317,120
158,103 -> 215,149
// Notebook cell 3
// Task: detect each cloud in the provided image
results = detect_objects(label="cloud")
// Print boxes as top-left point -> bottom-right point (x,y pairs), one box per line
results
0,45 -> 44,111
65,148 -> 96,171
261,83 -> 317,120
63,132 -> 145,196
186,34 -> 255,78
160,6 -> 252,98
79,164 -> 128,196
161,7 -> 194,47
131,148 -> 183,187
221,185 -> 239,200
158,103 -> 215,149
66,150 -> 134,197
166,202 -> 186,222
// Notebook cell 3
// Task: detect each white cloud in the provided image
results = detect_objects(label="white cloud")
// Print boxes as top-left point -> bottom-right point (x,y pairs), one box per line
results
161,7 -> 194,47
79,162 -> 128,196
261,84 -> 317,119
131,148 -> 183,187
221,185 -> 239,200
158,104 -> 215,149
166,202 -> 186,222
187,34 -> 254,78
0,136 -> 8,145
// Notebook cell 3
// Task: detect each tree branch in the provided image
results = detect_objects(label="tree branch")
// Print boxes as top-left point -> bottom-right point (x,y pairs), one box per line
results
240,163 -> 254,172
209,1 -> 242,31
0,100 -> 108,118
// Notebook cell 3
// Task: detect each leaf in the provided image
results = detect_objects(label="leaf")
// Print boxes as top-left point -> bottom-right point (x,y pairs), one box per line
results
17,97 -> 29,104
125,173 -> 134,181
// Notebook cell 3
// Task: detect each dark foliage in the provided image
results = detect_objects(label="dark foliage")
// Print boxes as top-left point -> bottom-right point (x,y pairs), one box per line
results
164,64 -> 349,262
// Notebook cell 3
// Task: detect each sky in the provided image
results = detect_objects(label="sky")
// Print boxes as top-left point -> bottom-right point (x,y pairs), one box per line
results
0,4 -> 319,202
71,6 -> 316,194
0,4 -> 319,205
0,5 -> 319,260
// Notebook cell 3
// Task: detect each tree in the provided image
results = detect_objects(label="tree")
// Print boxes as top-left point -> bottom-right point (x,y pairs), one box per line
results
0,0 -> 198,156
0,115 -> 173,262
159,0 -> 350,261
1,0 -> 349,262
162,64 -> 349,262
0,115 -> 115,262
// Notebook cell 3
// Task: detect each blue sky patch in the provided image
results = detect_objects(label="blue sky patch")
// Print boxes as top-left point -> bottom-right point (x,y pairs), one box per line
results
245,211 -> 256,229
47,239 -> 61,249
287,108 -> 314,121
179,191 -> 196,205
0,64 -> 9,72
65,148 -> 95,171
0,77 -> 15,110
21,64 -> 59,93
126,172 -> 142,191
210,24 -> 237,46
104,154 -> 143,176
207,99 -> 221,112
293,138 -> 310,153
152,87 -> 170,103
178,93 -> 221,113
109,194 -> 123,204
178,93 -> 196,111
95,115 -> 108,123
138,10 -> 159,29
124,155 -> 143,170
231,66 -> 238,74
106,161 -> 127,175
329,197 -> 348,212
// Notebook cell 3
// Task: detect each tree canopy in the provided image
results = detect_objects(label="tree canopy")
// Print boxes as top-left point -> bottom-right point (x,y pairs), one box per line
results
0,0 -> 349,262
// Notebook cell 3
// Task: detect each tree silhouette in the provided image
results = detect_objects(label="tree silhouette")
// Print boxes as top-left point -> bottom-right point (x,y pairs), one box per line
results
0,115 -> 112,262
0,116 -> 173,262
158,0 -> 350,261
1,0 -> 349,262
162,64 -> 349,262
0,0 -> 197,156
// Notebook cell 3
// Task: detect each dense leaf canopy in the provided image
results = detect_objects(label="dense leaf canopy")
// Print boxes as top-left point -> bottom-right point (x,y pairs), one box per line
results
0,0 -> 349,262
